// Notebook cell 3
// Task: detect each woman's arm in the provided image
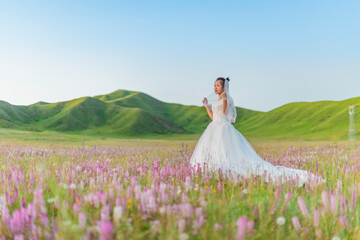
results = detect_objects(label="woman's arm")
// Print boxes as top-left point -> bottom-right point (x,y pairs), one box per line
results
205,106 -> 213,120
203,98 -> 213,120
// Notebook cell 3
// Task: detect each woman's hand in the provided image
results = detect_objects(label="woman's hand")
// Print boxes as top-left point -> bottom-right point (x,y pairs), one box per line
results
203,97 -> 213,119
202,98 -> 208,107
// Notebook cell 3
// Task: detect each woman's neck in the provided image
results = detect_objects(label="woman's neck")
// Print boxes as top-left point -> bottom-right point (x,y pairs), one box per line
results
218,92 -> 224,100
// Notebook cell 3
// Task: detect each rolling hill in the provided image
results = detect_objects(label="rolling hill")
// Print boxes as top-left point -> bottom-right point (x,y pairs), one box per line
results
235,97 -> 360,140
0,89 -> 358,140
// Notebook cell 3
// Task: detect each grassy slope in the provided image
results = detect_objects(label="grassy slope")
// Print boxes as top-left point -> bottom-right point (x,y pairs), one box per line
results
0,90 -> 207,136
237,97 -> 360,140
0,89 -> 358,140
0,100 -> 33,124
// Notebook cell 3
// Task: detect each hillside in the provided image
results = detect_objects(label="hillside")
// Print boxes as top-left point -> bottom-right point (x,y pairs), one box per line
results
0,90 -> 260,136
0,90 -> 358,140
235,97 -> 360,140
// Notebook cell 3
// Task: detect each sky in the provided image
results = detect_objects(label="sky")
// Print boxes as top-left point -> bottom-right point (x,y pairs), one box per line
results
0,0 -> 359,112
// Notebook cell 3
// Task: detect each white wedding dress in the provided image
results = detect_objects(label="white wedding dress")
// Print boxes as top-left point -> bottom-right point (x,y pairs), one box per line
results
190,98 -> 325,188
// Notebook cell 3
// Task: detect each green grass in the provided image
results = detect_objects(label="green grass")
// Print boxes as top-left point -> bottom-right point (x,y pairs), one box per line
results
235,97 -> 360,140
1,89 -> 360,140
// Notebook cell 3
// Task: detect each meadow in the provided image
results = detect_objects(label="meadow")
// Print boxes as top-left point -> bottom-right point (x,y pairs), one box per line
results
0,129 -> 359,239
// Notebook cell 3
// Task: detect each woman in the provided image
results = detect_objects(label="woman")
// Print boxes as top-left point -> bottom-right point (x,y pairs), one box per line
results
190,77 -> 325,187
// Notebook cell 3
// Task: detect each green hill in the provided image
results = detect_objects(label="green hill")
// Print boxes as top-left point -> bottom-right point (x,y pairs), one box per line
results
0,89 -> 358,140
235,97 -> 360,140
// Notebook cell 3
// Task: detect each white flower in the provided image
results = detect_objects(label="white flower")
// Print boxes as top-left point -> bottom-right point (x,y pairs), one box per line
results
47,198 -> 55,203
63,184 -> 68,189
113,206 -> 123,222
177,186 -> 182,195
179,233 -> 189,240
70,183 -> 76,189
332,237 -> 341,240
159,206 -> 166,215
276,216 -> 286,225
242,189 -> 248,194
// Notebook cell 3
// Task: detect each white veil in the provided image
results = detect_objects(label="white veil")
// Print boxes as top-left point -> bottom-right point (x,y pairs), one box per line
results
203,92 -> 218,108
222,78 -> 237,123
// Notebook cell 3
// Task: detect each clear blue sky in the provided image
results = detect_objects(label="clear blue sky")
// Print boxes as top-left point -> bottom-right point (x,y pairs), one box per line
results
0,0 -> 359,111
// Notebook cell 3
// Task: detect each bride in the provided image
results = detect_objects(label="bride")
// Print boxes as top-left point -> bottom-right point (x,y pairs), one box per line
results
190,77 -> 325,187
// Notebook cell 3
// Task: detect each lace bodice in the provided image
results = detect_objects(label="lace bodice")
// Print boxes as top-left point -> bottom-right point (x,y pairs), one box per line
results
212,99 -> 227,122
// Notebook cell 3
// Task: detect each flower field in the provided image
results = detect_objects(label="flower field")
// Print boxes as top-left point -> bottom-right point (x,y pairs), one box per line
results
0,139 -> 359,239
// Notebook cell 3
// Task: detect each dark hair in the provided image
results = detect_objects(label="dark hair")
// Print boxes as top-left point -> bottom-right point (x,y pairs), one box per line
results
215,77 -> 230,88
